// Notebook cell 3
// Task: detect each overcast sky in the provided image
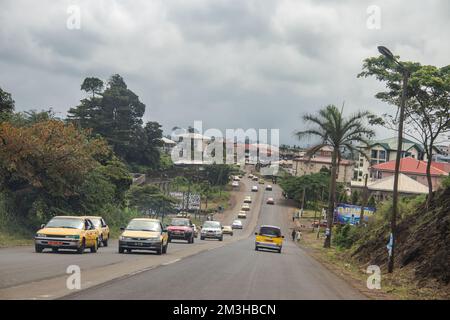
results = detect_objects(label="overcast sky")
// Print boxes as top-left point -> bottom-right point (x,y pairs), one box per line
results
1,0 -> 449,145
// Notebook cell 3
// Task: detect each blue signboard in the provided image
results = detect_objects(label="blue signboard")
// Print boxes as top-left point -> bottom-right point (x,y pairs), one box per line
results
334,203 -> 376,225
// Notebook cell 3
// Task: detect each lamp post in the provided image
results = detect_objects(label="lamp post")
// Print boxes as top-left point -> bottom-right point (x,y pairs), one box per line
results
377,46 -> 410,273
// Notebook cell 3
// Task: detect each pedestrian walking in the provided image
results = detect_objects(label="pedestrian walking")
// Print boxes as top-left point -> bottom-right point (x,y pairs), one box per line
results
291,229 -> 296,241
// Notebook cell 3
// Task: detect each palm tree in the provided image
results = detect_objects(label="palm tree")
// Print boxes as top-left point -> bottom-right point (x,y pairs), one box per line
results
296,105 -> 375,248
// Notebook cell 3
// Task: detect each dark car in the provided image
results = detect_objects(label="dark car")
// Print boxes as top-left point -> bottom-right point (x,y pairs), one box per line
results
167,218 -> 195,243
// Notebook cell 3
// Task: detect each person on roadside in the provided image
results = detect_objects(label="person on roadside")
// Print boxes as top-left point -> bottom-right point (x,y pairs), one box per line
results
291,229 -> 296,241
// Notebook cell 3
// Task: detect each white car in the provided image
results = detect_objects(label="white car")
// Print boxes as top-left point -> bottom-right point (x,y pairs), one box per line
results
233,176 -> 241,181
232,181 -> 239,188
244,196 -> 252,203
266,185 -> 273,191
200,221 -> 223,241
241,203 -> 250,211
238,211 -> 247,219
251,185 -> 258,192
232,220 -> 243,229
266,197 -> 275,205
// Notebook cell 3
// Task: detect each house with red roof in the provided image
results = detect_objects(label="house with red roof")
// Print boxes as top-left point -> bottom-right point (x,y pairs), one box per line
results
370,157 -> 450,191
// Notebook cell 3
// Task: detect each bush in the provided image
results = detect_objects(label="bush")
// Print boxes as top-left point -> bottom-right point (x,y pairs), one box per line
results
333,224 -> 363,249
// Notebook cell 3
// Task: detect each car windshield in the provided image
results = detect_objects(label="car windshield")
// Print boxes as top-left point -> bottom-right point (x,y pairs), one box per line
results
46,218 -> 84,229
126,220 -> 161,232
171,219 -> 190,226
260,226 -> 281,237
89,218 -> 102,227
203,221 -> 220,228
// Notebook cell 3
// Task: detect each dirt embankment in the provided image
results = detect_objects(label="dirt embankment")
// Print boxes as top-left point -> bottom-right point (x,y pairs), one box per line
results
352,187 -> 450,291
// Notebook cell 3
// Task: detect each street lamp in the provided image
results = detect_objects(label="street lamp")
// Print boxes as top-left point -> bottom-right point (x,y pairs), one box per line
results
377,46 -> 410,273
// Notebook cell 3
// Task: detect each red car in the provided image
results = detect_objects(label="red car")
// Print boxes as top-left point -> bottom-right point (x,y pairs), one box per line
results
167,218 -> 195,243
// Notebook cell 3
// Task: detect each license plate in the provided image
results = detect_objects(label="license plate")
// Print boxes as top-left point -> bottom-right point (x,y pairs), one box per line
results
49,241 -> 63,246
265,239 -> 273,242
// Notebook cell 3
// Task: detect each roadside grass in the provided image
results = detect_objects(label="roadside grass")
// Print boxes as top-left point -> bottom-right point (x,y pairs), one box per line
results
296,215 -> 450,300
0,226 -> 34,247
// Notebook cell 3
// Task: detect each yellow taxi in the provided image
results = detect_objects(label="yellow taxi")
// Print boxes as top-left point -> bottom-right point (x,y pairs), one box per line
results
119,218 -> 168,255
255,225 -> 284,253
83,216 -> 110,247
35,216 -> 99,254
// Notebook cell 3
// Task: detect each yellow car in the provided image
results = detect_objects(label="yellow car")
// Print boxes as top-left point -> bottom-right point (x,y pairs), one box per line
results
35,216 -> 99,254
259,179 -> 265,185
83,216 -> 110,247
241,203 -> 250,211
119,218 -> 168,255
244,196 -> 252,203
255,225 -> 284,253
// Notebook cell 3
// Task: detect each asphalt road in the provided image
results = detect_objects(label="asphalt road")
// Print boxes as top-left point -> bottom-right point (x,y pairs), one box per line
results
66,184 -> 365,300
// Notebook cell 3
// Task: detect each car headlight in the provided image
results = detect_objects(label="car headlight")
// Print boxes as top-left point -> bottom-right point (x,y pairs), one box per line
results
36,233 -> 47,238
119,236 -> 130,240
148,236 -> 160,242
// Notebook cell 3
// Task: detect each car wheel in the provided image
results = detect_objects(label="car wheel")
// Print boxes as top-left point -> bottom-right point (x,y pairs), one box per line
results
118,246 -> 124,254
98,235 -> 103,247
52,247 -> 58,253
126,249 -> 132,253
90,240 -> 98,253
191,235 -> 195,243
219,237 -> 223,241
278,248 -> 282,253
200,236 -> 205,240
35,244 -> 43,253
255,245 -> 259,251
168,237 -> 172,243
156,244 -> 162,255
76,239 -> 85,254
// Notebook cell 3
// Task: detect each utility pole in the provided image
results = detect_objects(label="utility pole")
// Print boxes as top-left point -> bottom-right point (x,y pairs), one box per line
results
359,174 -> 369,226
377,46 -> 410,273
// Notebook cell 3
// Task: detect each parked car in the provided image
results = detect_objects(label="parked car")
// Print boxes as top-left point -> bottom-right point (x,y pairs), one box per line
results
252,176 -> 259,181
232,181 -> 239,188
255,225 -> 284,253
83,216 -> 110,247
233,176 -> 241,181
244,195 -> 252,203
259,179 -> 265,185
222,225 -> 234,236
35,216 -> 99,254
238,211 -> 247,219
241,203 -> 250,211
167,217 -> 195,243
265,185 -> 273,191
119,218 -> 168,254
248,174 -> 254,179
266,197 -> 275,205
232,220 -> 243,229
251,185 -> 258,192
200,221 -> 223,241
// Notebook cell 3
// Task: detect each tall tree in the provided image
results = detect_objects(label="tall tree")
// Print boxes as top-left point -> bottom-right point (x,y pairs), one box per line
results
359,58 -> 450,207
81,77 -> 104,98
0,87 -> 15,122
296,105 -> 375,248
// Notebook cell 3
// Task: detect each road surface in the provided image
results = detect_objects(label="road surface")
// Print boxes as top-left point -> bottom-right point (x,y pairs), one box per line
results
0,176 -> 365,300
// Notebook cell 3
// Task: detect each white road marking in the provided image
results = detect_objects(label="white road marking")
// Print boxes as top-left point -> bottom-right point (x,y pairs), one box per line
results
162,258 -> 181,266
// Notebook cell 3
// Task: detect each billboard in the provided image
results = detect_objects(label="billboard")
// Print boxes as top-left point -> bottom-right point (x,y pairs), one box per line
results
334,203 -> 375,225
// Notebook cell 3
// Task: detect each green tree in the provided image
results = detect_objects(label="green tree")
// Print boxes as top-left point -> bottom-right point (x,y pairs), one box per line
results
127,184 -> 175,214
0,87 -> 15,122
296,105 -> 375,248
359,58 -> 450,207
81,77 -> 104,98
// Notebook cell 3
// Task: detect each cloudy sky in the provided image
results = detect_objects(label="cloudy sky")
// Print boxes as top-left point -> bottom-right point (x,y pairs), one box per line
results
1,0 -> 449,145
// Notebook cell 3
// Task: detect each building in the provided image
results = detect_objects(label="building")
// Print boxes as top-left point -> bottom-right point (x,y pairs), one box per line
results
292,146 -> 354,183
353,137 -> 430,182
370,157 -> 450,191
160,137 -> 176,154
351,173 -> 429,202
